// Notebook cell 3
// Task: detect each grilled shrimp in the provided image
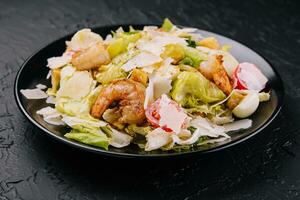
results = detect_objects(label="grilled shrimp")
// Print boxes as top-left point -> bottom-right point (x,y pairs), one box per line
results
71,42 -> 110,70
198,55 -> 233,95
91,79 -> 146,125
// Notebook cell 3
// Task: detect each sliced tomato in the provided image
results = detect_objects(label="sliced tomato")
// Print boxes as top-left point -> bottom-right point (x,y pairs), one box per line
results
233,62 -> 268,91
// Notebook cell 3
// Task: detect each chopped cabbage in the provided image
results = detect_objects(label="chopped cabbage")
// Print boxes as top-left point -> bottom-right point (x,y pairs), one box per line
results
101,126 -> 132,148
96,64 -> 127,84
145,128 -> 172,151
63,115 -> 109,150
107,31 -> 142,58
171,71 -> 226,107
126,124 -> 152,136
161,18 -> 174,32
65,130 -> 109,150
179,46 -> 208,67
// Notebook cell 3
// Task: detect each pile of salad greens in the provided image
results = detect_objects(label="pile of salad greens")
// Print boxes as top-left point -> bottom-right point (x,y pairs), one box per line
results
21,18 -> 270,152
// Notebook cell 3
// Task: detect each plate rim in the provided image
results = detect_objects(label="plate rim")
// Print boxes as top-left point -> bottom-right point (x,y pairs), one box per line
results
14,24 -> 285,158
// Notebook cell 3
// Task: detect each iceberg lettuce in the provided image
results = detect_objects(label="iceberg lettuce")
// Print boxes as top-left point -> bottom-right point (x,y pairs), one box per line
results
179,46 -> 208,67
161,18 -> 174,32
96,64 -> 127,84
63,116 -> 109,149
65,130 -> 109,150
171,71 -> 226,107
107,32 -> 142,58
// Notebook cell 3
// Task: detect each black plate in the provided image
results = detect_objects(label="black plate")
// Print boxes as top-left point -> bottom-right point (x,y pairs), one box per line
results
14,24 -> 284,158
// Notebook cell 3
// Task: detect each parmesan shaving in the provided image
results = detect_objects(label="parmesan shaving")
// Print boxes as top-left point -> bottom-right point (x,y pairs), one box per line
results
121,52 -> 162,72
20,88 -> 48,99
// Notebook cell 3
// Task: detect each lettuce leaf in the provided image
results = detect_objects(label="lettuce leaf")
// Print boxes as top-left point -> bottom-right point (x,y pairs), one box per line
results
107,32 -> 142,58
101,126 -> 132,148
161,18 -> 174,32
126,124 -> 152,136
179,47 -> 208,67
171,71 -> 226,106
65,130 -> 109,150
96,64 -> 127,84
96,49 -> 139,84
63,116 -> 109,150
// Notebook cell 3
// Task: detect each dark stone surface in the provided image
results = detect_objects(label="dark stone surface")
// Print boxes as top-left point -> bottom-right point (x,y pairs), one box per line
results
0,0 -> 300,199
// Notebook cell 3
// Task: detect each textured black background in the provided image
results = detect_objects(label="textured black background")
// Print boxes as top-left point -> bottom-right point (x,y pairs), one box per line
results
1,0 -> 300,199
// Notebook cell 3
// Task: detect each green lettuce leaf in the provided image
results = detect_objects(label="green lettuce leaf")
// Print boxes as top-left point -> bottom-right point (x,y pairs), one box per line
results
96,64 -> 127,84
171,71 -> 226,107
107,32 -> 142,58
161,18 -> 174,32
179,47 -> 208,67
65,130 -> 109,150
63,116 -> 109,150
126,124 -> 152,136
101,126 -> 132,148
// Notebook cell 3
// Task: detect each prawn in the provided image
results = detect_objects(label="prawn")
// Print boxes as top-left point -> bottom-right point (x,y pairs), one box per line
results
91,79 -> 146,125
71,42 -> 110,70
198,55 -> 233,95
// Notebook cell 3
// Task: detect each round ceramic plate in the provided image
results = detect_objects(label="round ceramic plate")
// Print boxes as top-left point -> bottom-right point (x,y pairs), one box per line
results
14,25 -> 284,158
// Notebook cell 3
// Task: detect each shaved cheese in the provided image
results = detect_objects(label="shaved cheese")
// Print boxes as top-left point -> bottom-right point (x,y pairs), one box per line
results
137,34 -> 187,56
116,26 -> 124,33
259,92 -> 270,102
20,88 -> 48,99
145,128 -> 171,151
137,40 -> 164,56
43,116 -> 65,126
156,58 -> 179,79
60,65 -> 76,80
57,71 -> 94,99
104,34 -> 113,44
108,126 -> 132,148
144,77 -> 154,109
46,96 -> 56,104
47,55 -> 70,69
66,28 -> 103,51
141,66 -> 155,74
36,84 -> 47,90
153,35 -> 187,46
152,75 -> 172,99
121,52 -> 162,72
158,95 -> 187,134
190,117 -> 230,138
211,115 -> 234,125
46,70 -> 51,79
172,129 -> 201,145
62,115 -> 107,127
36,106 -> 57,115
223,119 -> 252,132
36,106 -> 64,126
